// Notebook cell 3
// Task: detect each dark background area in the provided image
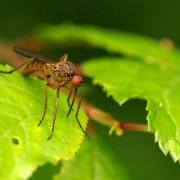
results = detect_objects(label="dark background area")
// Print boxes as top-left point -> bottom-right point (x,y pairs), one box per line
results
1,0 -> 180,180
1,0 -> 180,45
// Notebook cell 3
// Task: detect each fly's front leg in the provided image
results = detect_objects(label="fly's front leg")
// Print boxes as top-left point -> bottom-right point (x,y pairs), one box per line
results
38,85 -> 48,126
47,87 -> 60,140
67,90 -> 73,108
67,88 -> 78,117
0,59 -> 33,74
75,97 -> 90,140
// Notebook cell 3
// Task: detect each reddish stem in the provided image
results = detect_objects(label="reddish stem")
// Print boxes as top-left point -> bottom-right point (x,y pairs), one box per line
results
120,122 -> 148,132
84,105 -> 148,136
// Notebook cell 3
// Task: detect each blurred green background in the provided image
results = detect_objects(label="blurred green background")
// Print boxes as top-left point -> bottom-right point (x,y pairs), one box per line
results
1,0 -> 180,180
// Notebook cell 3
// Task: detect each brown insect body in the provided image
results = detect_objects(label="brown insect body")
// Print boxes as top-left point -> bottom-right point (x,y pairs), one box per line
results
23,57 -> 77,89
0,47 -> 88,140
43,61 -> 76,89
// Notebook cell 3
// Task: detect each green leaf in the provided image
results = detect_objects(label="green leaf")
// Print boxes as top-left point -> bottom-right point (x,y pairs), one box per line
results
0,65 -> 88,179
54,135 -> 130,180
35,24 -> 180,162
82,57 -> 180,162
29,162 -> 60,180
37,24 -> 180,69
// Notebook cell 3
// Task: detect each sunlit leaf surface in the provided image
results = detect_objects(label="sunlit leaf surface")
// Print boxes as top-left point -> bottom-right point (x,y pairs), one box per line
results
0,65 -> 88,179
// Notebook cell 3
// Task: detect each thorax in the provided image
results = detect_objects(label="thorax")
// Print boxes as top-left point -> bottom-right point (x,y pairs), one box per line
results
42,61 -> 76,89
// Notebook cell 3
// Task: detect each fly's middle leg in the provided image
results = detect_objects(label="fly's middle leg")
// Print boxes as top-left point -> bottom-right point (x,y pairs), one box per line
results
38,85 -> 48,126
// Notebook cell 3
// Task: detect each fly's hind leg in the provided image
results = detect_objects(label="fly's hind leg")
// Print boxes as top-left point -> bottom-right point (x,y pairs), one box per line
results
0,59 -> 33,74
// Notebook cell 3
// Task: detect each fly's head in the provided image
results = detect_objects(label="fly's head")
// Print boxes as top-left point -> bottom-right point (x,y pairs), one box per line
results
44,56 -> 84,89
59,60 -> 84,89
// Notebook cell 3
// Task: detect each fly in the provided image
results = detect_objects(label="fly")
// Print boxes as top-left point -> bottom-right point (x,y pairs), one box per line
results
0,47 -> 88,140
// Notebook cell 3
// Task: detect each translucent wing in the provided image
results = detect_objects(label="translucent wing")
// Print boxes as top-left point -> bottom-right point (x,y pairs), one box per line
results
14,47 -> 53,62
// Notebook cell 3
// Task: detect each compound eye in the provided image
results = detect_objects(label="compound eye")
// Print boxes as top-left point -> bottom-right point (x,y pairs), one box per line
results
71,75 -> 84,87
47,74 -> 51,78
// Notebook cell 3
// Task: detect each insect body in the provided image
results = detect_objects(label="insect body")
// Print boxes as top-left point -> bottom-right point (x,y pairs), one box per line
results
0,47 -> 87,140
